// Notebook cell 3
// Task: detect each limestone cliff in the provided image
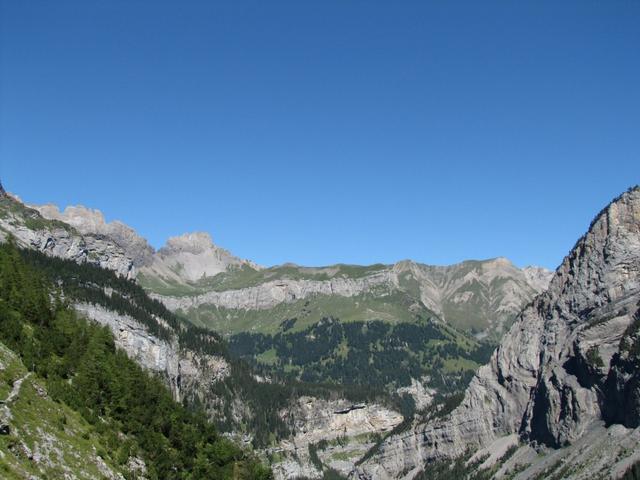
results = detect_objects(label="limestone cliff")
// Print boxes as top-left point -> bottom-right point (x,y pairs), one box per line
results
33,203 -> 155,267
0,195 -> 138,279
269,397 -> 403,480
355,186 -> 640,479
31,202 -> 259,284
69,302 -> 253,428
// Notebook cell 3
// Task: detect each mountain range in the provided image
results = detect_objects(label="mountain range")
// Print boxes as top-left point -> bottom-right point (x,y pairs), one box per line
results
10,196 -> 553,340
1,181 -> 639,480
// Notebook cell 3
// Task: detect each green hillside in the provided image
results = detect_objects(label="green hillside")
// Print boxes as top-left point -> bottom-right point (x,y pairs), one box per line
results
0,239 -> 271,479
184,290 -> 433,335
141,256 -> 546,342
138,263 -> 390,297
0,342 -> 131,479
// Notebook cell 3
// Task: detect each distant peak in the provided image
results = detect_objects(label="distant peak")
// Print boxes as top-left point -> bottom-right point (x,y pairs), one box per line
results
586,186 -> 640,241
522,265 -> 552,273
487,256 -> 513,266
0,180 -> 6,197
34,203 -> 108,229
163,232 -> 216,253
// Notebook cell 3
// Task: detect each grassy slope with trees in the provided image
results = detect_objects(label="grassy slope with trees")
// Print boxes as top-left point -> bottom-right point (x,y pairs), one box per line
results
3,238 -> 410,449
0,239 -> 271,479
228,316 -> 494,395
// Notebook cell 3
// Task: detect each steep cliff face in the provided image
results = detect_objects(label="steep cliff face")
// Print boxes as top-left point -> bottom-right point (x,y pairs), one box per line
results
69,303 -> 257,430
73,304 -> 230,401
0,195 -> 138,278
31,201 -> 260,285
269,397 -> 403,480
33,203 -> 155,267
355,187 -> 640,479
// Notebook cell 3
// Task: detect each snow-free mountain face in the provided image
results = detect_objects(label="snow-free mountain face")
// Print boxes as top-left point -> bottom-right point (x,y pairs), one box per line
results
0,191 -> 140,278
32,203 -> 155,267
29,201 -> 259,285
357,187 -> 640,480
147,256 -> 551,339
0,185 -> 552,340
140,232 -> 262,285
7,181 -> 640,478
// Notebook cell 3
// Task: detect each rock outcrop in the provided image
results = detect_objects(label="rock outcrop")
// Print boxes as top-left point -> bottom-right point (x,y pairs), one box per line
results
355,186 -> 640,479
269,396 -> 403,480
141,232 -> 261,284
0,196 -> 139,279
73,303 -> 233,420
31,201 -> 259,284
33,204 -> 155,267
154,269 -> 395,311
1,193 -> 258,283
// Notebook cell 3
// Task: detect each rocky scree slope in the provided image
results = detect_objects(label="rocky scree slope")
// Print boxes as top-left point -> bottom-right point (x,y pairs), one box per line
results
355,186 -> 640,480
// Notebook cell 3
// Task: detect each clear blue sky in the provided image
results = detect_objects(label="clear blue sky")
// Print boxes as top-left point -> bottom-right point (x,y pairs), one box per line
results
1,1 -> 638,269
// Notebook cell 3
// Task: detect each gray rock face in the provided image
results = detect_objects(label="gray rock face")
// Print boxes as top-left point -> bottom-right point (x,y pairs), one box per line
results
522,265 -> 554,293
31,202 -> 259,284
269,396 -> 403,480
0,197 -> 138,279
74,303 -> 232,418
355,187 -> 640,479
142,232 -> 261,284
33,204 -> 155,267
155,269 -> 395,311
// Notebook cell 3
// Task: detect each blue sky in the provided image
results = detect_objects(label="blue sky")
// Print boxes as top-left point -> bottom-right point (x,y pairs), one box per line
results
1,1 -> 638,269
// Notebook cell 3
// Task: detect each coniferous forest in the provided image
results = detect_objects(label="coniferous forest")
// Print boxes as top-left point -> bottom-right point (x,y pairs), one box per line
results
0,239 -> 272,479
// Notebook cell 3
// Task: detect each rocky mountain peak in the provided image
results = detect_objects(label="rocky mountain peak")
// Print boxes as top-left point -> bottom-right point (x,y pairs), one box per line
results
0,180 -> 6,197
32,203 -> 155,267
486,256 -> 513,266
521,265 -> 554,292
544,186 -> 640,315
145,232 -> 260,284
160,232 -> 218,255
356,186 -> 640,479
34,204 -> 108,232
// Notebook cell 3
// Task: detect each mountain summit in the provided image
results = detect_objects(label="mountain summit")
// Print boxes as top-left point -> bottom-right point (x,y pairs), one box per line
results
143,231 -> 261,284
